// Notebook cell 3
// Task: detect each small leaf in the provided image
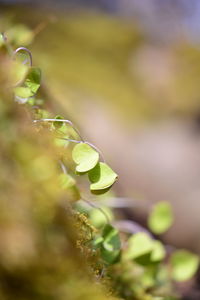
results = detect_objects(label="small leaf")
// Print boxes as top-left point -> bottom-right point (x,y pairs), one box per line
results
24,67 -> 41,95
148,201 -> 173,234
53,115 -> 63,129
88,162 -> 117,192
92,236 -> 104,249
101,224 -> 121,264
72,143 -> 99,173
125,232 -> 153,260
151,241 -> 166,262
101,247 -> 121,264
89,207 -> 113,228
170,250 -> 199,282
141,266 -> 156,288
14,67 -> 41,102
102,224 -> 121,251
14,87 -> 33,99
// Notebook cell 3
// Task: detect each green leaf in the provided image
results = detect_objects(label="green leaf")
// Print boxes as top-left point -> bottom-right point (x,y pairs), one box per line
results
14,67 -> 41,102
101,247 -> 121,264
148,201 -> 173,234
125,232 -> 153,260
102,224 -> 121,251
14,87 -> 33,99
53,115 -> 64,129
24,67 -> 41,95
92,236 -> 104,249
151,241 -> 166,262
141,266 -> 156,288
100,224 -> 121,264
72,143 -> 99,173
170,250 -> 199,282
88,162 -> 117,192
89,206 -> 113,228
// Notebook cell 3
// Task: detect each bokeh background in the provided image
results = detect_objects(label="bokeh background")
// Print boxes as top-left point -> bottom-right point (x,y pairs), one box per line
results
1,0 -> 200,253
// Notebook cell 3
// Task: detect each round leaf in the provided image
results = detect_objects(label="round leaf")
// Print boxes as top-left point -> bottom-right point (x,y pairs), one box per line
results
170,250 -> 199,282
148,201 -> 173,234
101,224 -> 121,264
53,115 -> 64,129
89,207 -> 113,228
125,232 -> 153,260
88,162 -> 117,192
14,87 -> 33,99
72,143 -> 99,173
25,67 -> 41,95
102,224 -> 121,252
151,241 -> 166,262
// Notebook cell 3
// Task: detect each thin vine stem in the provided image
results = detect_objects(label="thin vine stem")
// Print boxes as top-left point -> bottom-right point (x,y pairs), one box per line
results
59,160 -> 67,174
33,118 -> 84,142
13,47 -> 33,67
81,198 -> 110,225
59,138 -> 106,162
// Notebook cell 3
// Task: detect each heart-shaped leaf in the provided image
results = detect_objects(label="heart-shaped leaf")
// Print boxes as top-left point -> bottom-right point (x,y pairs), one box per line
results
125,232 -> 153,260
151,240 -> 166,262
72,142 -> 99,173
170,250 -> 199,282
14,86 -> 33,99
88,162 -> 117,192
102,224 -> 121,252
148,201 -> 173,235
100,224 -> 121,264
14,67 -> 41,102
24,67 -> 41,95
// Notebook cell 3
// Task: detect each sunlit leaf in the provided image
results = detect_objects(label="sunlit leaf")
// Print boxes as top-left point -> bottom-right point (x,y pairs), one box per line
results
170,250 -> 199,282
89,206 -> 113,228
72,142 -> 99,173
14,67 -> 41,101
141,266 -> 156,288
148,201 -> 173,234
151,241 -> 166,262
92,236 -> 104,249
88,162 -> 117,192
24,67 -> 41,95
125,232 -> 153,260
14,87 -> 33,99
101,247 -> 121,264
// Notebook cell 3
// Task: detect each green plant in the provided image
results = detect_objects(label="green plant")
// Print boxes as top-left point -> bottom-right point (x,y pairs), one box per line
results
0,25 -> 199,300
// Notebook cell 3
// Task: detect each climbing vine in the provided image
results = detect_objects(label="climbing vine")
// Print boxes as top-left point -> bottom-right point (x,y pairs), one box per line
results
0,25 -> 199,300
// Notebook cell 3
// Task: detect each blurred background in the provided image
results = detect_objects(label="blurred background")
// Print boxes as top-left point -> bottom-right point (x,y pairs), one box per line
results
1,0 -> 200,253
